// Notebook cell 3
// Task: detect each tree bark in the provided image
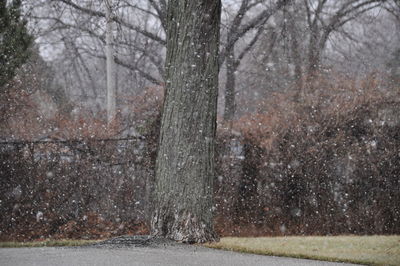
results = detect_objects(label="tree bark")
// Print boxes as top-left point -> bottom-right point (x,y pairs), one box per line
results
151,0 -> 221,243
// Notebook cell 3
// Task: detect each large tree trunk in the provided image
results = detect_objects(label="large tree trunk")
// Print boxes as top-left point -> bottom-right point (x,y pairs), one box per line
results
151,0 -> 221,243
105,0 -> 116,123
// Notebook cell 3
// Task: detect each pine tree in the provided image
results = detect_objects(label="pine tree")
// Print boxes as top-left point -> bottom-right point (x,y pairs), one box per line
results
0,0 -> 33,89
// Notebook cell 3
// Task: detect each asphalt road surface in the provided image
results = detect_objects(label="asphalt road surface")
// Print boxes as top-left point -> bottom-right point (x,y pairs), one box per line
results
0,246 -> 360,266
0,236 -> 358,266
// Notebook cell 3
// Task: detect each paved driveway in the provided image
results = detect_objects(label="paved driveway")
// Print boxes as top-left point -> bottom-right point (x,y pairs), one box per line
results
0,245 -> 358,266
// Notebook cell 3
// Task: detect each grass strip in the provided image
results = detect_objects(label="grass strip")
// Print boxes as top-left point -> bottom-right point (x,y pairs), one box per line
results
205,235 -> 400,266
0,239 -> 98,248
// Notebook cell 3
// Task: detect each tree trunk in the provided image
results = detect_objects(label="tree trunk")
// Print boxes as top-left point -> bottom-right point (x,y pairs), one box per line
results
105,0 -> 116,123
307,34 -> 320,79
306,24 -> 321,91
223,46 -> 236,121
151,0 -> 221,243
287,6 -> 303,100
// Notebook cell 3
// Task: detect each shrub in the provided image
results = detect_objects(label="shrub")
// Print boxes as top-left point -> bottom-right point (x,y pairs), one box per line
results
215,73 -> 400,236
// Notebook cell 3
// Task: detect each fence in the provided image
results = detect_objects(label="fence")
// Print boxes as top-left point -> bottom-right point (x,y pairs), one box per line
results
0,137 -> 154,240
1,100 -> 400,240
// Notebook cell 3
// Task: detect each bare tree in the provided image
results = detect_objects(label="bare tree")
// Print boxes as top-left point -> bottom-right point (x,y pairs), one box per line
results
303,0 -> 387,79
250,0 -> 388,97
221,0 -> 289,120
26,0 -> 165,116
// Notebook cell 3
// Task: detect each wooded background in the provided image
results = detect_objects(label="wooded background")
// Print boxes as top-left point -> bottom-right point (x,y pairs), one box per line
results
1,0 -> 399,240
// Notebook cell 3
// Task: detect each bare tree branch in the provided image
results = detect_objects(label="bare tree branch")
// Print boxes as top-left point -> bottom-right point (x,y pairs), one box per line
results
56,0 -> 166,45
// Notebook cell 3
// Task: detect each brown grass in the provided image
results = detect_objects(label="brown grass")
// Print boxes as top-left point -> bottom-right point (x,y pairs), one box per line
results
206,235 -> 400,266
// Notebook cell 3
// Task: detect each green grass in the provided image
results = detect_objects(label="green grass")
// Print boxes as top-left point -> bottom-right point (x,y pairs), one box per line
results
205,235 -> 400,266
0,239 -> 98,248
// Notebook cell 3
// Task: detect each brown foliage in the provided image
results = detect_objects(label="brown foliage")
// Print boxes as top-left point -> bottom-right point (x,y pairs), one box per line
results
1,74 -> 399,240
215,73 -> 400,236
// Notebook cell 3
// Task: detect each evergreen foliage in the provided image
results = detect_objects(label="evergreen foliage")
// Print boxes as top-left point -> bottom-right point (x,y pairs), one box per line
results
0,0 -> 32,89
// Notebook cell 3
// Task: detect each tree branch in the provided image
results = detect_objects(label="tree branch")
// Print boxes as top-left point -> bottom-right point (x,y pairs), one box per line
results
57,0 -> 166,45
